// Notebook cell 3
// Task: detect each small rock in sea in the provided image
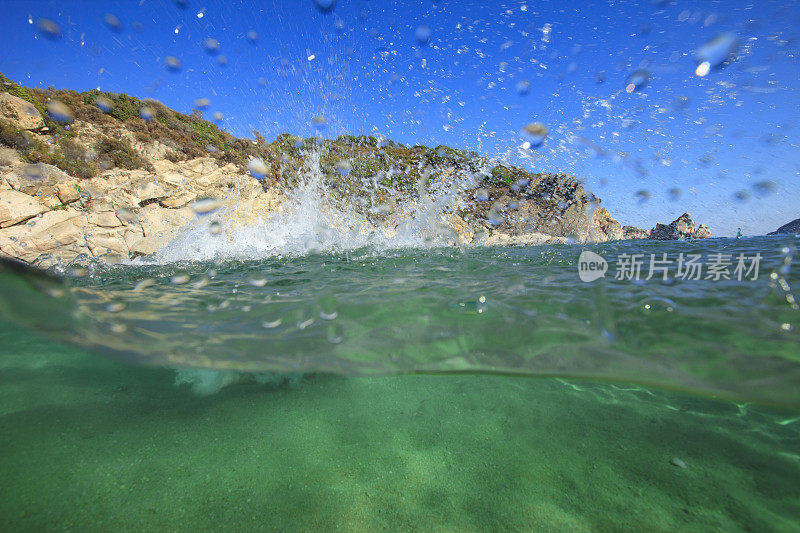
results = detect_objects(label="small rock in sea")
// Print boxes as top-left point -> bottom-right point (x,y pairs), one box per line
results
670,457 -> 687,468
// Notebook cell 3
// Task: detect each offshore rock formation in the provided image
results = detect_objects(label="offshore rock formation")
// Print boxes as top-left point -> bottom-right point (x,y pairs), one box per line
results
648,213 -> 711,240
0,73 -> 710,266
768,218 -> 800,236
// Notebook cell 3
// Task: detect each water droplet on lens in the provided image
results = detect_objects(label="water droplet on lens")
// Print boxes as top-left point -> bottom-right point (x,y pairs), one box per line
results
312,116 -> 328,130
515,80 -> 531,95
695,32 -> 738,75
752,180 -> 777,196
36,18 -> 62,40
47,101 -> 74,123
203,37 -> 220,54
95,95 -> 114,113
313,0 -> 337,13
115,208 -> 138,225
212,111 -> 224,121
667,187 -> 681,201
521,122 -> 548,146
209,220 -> 222,235
634,189 -> 651,203
475,188 -> 489,201
248,158 -> 268,179
165,56 -> 182,72
415,25 -> 431,45
247,30 -> 258,42
139,106 -> 155,121
733,190 -> 751,202
24,164 -> 44,180
103,13 -> 122,32
625,69 -> 650,92
335,160 -> 352,176
191,197 -> 224,215
194,97 -> 211,109
487,205 -> 504,226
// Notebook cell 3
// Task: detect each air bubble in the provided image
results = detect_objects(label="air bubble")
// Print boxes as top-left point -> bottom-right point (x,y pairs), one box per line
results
326,323 -> 344,343
262,317 -> 283,329
106,302 -> 126,313
318,294 -> 338,320
170,273 -> 190,285
641,297 -> 677,314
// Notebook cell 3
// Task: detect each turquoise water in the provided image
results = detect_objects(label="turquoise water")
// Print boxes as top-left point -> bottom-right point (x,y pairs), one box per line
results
1,236 -> 799,529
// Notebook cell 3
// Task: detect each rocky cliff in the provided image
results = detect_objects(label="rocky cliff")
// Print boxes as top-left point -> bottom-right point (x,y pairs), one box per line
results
768,218 -> 800,236
0,74 -> 710,266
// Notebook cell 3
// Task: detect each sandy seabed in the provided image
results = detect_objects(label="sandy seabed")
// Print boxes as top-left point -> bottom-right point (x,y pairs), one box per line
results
1,322 -> 799,532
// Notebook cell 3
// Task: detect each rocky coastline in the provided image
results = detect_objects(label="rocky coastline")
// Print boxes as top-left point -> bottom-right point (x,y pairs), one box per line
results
0,74 -> 711,267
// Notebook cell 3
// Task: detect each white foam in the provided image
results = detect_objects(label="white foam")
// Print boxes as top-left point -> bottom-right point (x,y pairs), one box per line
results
150,149 -> 471,264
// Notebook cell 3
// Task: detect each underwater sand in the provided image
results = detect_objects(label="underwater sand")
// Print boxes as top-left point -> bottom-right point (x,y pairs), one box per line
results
1,322 -> 799,531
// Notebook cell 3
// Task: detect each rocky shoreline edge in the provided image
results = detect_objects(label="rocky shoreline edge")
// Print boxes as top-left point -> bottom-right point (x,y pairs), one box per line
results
0,74 -> 712,268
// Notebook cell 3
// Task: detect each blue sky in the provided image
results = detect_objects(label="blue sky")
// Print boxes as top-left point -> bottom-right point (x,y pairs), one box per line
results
1,0 -> 798,235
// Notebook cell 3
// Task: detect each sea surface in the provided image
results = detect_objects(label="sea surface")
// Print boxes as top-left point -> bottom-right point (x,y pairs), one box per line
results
1,236 -> 799,530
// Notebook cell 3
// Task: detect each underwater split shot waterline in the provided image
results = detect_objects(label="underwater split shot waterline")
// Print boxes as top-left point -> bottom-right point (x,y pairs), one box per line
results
1,237 -> 800,529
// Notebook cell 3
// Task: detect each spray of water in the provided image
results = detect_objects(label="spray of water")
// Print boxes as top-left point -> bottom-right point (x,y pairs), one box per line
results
151,145 -> 476,263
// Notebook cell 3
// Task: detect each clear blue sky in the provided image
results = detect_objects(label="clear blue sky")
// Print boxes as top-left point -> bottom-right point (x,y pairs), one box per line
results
1,0 -> 798,235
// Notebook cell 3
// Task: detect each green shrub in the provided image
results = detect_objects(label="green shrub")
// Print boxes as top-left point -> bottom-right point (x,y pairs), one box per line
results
96,137 -> 151,171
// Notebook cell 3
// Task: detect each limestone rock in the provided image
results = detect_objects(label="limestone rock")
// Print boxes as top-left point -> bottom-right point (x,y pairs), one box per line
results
0,190 -> 47,228
0,92 -> 44,130
56,180 -> 80,204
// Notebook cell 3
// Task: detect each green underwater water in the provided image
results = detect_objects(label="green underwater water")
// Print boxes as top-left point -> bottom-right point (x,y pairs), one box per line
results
1,236 -> 799,530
